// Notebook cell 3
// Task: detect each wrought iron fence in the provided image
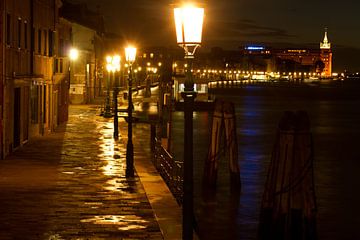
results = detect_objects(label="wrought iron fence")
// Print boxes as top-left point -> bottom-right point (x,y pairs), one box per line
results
153,138 -> 183,204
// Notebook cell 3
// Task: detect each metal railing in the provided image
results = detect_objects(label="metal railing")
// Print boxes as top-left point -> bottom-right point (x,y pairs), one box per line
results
153,138 -> 183,204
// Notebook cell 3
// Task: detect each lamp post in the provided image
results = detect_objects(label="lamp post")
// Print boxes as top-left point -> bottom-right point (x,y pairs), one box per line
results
125,46 -> 137,178
66,48 -> 78,122
174,4 -> 204,240
104,56 -> 113,118
68,48 -> 79,88
112,55 -> 121,139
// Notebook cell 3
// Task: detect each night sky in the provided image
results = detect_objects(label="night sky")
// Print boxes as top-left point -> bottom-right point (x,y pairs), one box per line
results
70,0 -> 360,71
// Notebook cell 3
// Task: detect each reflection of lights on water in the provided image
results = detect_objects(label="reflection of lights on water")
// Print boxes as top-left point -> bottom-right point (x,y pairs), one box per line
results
97,121 -> 124,194
46,234 -> 63,240
148,105 -> 157,114
98,122 -> 117,177
81,215 -> 148,230
103,178 -> 129,192
240,128 -> 261,136
102,163 -> 119,176
84,202 -> 103,209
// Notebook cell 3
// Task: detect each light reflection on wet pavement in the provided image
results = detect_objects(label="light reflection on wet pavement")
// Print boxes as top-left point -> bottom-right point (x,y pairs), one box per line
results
0,105 -> 162,239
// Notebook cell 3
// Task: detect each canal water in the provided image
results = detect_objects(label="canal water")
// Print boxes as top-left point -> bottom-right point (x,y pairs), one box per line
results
170,81 -> 360,239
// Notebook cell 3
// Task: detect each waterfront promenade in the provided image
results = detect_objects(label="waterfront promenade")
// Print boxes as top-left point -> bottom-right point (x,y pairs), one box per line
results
0,104 -> 181,239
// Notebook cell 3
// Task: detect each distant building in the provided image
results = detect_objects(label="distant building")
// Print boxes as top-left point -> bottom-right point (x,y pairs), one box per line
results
214,29 -> 333,76
319,29 -> 332,77
239,45 -> 274,72
60,0 -> 105,104
273,29 -> 332,76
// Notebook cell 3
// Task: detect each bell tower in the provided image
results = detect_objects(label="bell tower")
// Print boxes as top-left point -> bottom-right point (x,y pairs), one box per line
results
320,28 -> 332,77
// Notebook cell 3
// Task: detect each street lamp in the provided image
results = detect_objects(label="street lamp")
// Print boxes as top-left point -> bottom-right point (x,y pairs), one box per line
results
68,48 -> 79,87
125,46 -> 137,178
69,48 -> 79,61
174,3 -> 204,240
104,56 -> 113,118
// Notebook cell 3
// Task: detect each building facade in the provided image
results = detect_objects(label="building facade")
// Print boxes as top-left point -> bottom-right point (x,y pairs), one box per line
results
207,30 -> 333,76
60,1 -> 105,104
0,0 -> 69,158
320,30 -> 332,77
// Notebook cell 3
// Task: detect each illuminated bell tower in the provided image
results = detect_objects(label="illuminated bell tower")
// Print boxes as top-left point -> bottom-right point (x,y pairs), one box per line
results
320,29 -> 332,77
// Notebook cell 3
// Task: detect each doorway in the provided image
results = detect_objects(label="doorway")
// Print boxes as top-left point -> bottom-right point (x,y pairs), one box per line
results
13,88 -> 21,148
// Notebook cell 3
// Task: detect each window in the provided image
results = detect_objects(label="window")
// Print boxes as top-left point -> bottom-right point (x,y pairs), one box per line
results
43,30 -> 47,55
59,39 -> 65,57
48,30 -> 53,56
6,14 -> 11,45
59,59 -> 63,73
54,58 -> 64,73
24,21 -> 28,49
17,18 -> 21,48
55,59 -> 59,73
30,85 -> 39,123
38,29 -> 41,54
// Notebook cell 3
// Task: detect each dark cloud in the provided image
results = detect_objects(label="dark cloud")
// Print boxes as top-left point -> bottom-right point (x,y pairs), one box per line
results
69,0 -> 360,70
206,19 -> 295,42
229,19 -> 295,38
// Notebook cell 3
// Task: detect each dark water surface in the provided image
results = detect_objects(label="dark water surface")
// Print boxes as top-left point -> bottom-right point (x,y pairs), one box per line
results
171,82 -> 360,240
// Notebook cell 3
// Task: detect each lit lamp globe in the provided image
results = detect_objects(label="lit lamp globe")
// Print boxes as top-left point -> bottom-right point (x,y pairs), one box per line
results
125,47 -> 137,64
69,48 -> 79,60
112,55 -> 121,72
106,63 -> 113,73
174,4 -> 204,57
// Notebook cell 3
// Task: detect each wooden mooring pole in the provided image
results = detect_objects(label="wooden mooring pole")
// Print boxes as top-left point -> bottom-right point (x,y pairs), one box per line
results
259,111 -> 317,240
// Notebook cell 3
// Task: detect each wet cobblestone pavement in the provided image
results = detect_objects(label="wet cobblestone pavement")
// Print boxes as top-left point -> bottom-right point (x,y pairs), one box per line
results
0,105 -> 163,240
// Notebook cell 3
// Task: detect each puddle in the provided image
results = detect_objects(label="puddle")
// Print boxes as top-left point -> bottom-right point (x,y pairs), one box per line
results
81,215 -> 148,230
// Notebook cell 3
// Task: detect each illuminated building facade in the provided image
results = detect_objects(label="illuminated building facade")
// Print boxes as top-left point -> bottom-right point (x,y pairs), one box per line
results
320,30 -> 333,77
0,0 -> 71,158
237,29 -> 333,76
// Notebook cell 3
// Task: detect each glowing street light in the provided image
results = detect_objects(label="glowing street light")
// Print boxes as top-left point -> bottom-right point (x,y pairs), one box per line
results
68,48 -> 79,89
174,3 -> 204,239
125,46 -> 137,178
69,48 -> 79,61
174,4 -> 204,57
125,46 -> 137,63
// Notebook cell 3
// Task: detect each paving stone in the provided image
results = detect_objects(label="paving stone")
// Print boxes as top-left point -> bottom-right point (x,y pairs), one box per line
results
0,105 -> 163,239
